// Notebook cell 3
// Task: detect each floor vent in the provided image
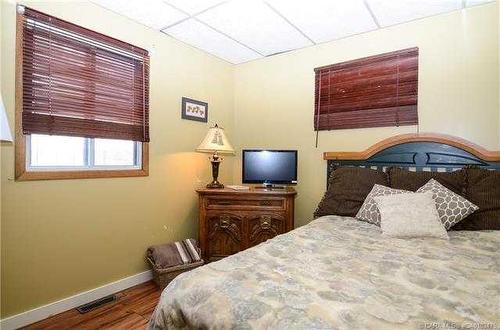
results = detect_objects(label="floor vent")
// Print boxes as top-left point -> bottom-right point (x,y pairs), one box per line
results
76,294 -> 117,314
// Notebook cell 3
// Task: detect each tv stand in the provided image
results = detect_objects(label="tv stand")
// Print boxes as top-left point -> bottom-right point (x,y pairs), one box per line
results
196,187 -> 297,262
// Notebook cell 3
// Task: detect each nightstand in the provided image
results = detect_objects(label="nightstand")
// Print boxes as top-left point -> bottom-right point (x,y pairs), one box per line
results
197,187 -> 297,262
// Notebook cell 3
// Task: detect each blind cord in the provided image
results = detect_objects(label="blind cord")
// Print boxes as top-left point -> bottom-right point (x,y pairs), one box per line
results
143,61 -> 146,142
395,55 -> 400,127
315,72 -> 322,148
48,17 -> 53,130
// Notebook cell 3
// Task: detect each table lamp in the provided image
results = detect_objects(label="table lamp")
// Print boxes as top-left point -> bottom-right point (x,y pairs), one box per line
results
196,124 -> 234,189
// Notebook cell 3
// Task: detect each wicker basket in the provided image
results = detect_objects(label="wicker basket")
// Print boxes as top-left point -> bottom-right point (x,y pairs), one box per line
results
148,257 -> 204,290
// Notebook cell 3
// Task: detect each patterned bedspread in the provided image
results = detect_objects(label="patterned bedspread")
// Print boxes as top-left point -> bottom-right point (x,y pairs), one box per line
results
149,216 -> 500,329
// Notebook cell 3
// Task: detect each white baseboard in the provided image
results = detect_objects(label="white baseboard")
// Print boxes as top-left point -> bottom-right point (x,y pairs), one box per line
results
0,270 -> 153,330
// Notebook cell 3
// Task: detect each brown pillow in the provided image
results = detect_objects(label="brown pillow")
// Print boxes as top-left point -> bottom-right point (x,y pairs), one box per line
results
314,167 -> 389,218
388,167 -> 467,194
451,168 -> 500,230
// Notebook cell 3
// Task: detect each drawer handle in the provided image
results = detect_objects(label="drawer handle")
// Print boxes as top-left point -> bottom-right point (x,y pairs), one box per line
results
220,216 -> 231,228
259,201 -> 273,206
217,201 -> 231,205
260,216 -> 271,229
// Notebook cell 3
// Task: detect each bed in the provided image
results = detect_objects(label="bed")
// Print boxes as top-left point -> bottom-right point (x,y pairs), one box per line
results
149,134 -> 500,329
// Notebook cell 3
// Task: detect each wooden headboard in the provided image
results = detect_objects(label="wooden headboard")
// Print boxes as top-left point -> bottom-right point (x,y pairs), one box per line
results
324,133 -> 500,185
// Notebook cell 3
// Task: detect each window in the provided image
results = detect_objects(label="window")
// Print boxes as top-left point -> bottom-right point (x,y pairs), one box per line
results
27,135 -> 141,170
314,47 -> 418,131
16,6 -> 149,180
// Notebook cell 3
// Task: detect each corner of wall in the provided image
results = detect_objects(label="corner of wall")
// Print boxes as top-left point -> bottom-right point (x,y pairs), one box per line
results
498,1 -> 500,148
1,0 -> 4,319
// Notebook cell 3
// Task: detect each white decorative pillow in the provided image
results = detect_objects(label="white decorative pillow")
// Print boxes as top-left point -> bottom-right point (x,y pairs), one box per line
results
356,184 -> 411,226
416,179 -> 479,229
374,192 -> 449,239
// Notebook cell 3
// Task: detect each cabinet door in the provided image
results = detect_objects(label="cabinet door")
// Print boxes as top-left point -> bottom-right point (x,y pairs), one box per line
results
247,213 -> 285,248
206,213 -> 244,261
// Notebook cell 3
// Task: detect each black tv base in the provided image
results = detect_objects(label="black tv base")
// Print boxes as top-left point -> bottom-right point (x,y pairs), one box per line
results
254,184 -> 286,190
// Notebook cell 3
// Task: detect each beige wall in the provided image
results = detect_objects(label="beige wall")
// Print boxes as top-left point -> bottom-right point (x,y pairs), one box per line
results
233,3 -> 499,228
0,0 -> 235,317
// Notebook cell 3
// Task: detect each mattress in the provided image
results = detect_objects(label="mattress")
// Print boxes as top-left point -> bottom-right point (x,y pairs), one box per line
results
149,216 -> 500,329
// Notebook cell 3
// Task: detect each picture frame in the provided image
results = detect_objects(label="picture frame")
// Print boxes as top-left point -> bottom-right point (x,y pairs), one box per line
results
181,97 -> 208,123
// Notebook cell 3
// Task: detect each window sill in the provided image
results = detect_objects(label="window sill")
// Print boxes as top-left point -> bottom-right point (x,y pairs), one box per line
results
15,168 -> 149,181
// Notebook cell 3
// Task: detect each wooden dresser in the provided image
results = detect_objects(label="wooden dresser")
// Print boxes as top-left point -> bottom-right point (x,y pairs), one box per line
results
197,187 -> 297,262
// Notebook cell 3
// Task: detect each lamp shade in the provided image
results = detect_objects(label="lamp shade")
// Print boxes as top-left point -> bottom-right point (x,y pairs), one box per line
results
0,95 -> 13,142
196,124 -> 234,154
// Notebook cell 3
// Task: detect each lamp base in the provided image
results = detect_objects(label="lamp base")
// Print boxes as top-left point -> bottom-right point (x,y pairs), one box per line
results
206,153 -> 224,189
206,180 -> 224,189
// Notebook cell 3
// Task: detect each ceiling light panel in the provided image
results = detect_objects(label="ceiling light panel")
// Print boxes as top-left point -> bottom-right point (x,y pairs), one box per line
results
164,0 -> 226,15
197,0 -> 313,56
163,19 -> 261,64
366,0 -> 462,27
267,0 -> 377,44
93,0 -> 188,29
465,0 -> 496,6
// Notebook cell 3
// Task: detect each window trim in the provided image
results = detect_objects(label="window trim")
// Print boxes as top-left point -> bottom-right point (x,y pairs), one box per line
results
15,13 -> 149,181
15,135 -> 149,181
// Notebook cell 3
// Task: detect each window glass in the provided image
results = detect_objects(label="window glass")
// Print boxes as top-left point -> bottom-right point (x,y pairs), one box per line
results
27,134 -> 139,170
94,138 -> 137,166
29,134 -> 85,167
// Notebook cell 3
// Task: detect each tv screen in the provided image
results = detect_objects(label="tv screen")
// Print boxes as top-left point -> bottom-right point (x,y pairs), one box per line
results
242,150 -> 297,184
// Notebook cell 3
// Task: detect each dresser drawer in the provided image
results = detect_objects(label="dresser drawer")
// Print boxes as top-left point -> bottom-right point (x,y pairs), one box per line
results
247,213 -> 285,248
206,213 -> 244,261
205,196 -> 285,210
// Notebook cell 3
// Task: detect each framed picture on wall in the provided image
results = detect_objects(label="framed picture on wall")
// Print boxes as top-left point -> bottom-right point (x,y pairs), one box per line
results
181,97 -> 208,123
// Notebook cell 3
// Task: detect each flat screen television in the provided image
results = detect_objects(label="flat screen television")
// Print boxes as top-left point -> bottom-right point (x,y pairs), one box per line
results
242,150 -> 297,186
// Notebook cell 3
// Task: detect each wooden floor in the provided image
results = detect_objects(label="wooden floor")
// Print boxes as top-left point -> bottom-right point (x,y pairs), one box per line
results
23,281 -> 161,330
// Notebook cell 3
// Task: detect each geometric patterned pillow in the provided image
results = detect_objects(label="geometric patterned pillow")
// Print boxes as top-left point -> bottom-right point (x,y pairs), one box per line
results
416,179 -> 479,230
356,184 -> 412,226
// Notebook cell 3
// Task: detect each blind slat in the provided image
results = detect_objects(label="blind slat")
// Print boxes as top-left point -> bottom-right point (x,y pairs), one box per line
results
20,6 -> 150,142
314,48 -> 418,131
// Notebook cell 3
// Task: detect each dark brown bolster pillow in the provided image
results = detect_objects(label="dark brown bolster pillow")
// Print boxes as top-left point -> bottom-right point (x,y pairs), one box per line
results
314,167 -> 389,218
451,168 -> 500,230
388,166 -> 467,195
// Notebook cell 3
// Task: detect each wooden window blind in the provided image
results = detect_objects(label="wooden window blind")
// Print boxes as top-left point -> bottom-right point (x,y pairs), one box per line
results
314,47 -> 418,131
19,7 -> 150,142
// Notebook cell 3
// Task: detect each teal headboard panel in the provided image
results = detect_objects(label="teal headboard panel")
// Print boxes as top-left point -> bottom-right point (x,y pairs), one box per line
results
326,135 -> 500,184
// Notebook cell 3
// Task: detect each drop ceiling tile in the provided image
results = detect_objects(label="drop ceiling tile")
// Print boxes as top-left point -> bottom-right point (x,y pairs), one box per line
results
164,0 -> 226,15
93,0 -> 188,29
197,0 -> 313,56
465,0 -> 496,6
366,0 -> 462,27
267,0 -> 377,44
163,19 -> 261,64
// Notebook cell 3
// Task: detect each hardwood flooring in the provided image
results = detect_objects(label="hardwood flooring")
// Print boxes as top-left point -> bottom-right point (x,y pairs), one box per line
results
23,281 -> 161,330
